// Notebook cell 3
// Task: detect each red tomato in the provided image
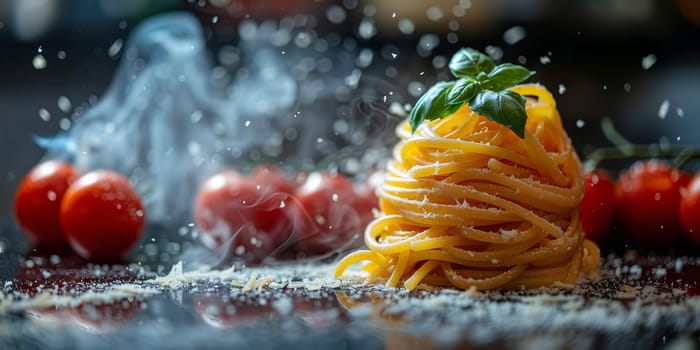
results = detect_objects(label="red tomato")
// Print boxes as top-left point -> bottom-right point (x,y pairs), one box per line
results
680,172 -> 700,244
294,172 -> 363,254
579,170 -> 616,242
60,170 -> 145,261
13,160 -> 78,251
193,170 -> 294,263
252,164 -> 298,194
615,161 -> 690,248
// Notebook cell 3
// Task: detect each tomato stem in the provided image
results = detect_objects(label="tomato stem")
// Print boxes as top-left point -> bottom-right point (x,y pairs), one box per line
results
584,118 -> 700,171
583,145 -> 700,171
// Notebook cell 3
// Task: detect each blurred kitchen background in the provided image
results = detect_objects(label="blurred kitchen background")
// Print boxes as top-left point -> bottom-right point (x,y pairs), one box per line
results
1,0 -> 699,223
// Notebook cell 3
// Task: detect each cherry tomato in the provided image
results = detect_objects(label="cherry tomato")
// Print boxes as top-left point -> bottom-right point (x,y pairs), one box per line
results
579,170 -> 616,242
680,172 -> 700,244
60,170 -> 145,261
13,160 -> 78,251
294,172 -> 363,254
615,161 -> 690,249
252,164 -> 299,194
193,170 -> 294,263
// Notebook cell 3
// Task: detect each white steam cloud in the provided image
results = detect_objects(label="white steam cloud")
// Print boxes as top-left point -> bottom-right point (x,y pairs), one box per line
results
39,12 -> 400,225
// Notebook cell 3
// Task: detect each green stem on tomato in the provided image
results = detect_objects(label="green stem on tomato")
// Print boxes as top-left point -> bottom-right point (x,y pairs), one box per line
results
583,145 -> 700,171
600,117 -> 634,152
584,118 -> 700,171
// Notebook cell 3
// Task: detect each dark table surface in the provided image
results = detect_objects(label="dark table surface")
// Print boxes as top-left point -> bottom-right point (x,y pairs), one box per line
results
1,220 -> 699,350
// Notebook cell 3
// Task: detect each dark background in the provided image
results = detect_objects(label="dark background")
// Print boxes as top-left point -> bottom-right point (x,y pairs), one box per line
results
1,0 -> 699,225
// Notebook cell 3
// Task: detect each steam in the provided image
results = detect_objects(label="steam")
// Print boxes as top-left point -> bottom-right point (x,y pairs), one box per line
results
40,12 -> 401,226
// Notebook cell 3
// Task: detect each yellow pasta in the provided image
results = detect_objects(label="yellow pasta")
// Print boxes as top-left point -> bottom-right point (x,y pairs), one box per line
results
336,84 -> 600,291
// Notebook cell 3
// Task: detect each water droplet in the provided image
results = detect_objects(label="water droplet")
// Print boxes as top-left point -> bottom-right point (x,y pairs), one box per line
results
32,54 -> 47,70
654,193 -> 661,201
136,210 -> 144,217
316,137 -> 324,143
333,120 -> 349,134
432,56 -> 447,69
417,34 -> 440,57
38,108 -> 51,122
47,191 -> 57,201
558,84 -> 566,95
539,56 -> 551,64
485,46 -> 502,61
676,107 -> 685,118
57,96 -> 72,113
59,118 -> 71,130
294,31 -> 312,48
344,68 -> 362,88
188,141 -> 201,155
358,18 -> 377,39
503,26 -> 526,45
190,110 -> 203,123
448,20 -> 459,31
279,200 -> 286,208
212,16 -> 219,24
326,5 -> 347,24
57,50 -> 66,60
363,4 -> 376,16
576,120 -> 585,128
518,55 -> 527,64
624,83 -> 632,92
37,46 -> 43,53
108,38 -> 124,58
118,20 -> 128,30
398,19 -> 415,34
244,120 -> 252,127
426,6 -> 444,21
332,193 -> 339,202
658,99 -> 670,119
446,32 -> 458,44
355,48 -> 374,68
642,54 -> 656,70
408,81 -> 425,97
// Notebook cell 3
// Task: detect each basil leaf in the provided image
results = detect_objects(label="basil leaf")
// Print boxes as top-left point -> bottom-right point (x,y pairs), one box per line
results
483,63 -> 534,91
409,81 -> 458,133
447,79 -> 479,106
449,48 -> 496,78
469,90 -> 527,138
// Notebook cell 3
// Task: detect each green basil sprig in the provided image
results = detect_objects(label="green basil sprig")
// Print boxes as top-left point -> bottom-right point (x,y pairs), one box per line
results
408,48 -> 535,138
